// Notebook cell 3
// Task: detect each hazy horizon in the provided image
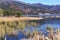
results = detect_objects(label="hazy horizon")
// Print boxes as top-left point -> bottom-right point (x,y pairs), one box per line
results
17,0 -> 60,5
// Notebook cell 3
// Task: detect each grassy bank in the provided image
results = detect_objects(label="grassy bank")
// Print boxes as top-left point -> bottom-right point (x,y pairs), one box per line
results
0,19 -> 38,40
0,17 -> 43,22
0,16 -> 40,40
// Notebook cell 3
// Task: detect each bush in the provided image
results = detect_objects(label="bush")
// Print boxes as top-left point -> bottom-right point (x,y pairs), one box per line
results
16,12 -> 22,17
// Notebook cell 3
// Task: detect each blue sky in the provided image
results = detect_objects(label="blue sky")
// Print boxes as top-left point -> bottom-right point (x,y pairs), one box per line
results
17,0 -> 60,5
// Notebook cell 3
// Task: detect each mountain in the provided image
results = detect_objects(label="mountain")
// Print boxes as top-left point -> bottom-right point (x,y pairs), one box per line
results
0,1 -> 60,15
0,0 -> 14,3
31,3 -> 60,13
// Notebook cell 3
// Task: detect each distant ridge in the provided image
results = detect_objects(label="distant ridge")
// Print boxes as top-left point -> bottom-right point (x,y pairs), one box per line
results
0,0 -> 60,14
0,0 -> 14,3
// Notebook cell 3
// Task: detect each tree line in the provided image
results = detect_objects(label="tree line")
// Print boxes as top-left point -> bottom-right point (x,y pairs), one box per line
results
0,8 -> 22,17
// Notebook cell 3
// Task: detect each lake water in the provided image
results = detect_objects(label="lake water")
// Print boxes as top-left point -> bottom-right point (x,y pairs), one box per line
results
6,18 -> 60,40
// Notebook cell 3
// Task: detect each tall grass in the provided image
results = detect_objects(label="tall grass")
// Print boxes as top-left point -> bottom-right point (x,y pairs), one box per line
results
0,20 -> 38,39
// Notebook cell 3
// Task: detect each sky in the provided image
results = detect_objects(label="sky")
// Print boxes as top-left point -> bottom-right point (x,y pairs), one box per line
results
17,0 -> 60,5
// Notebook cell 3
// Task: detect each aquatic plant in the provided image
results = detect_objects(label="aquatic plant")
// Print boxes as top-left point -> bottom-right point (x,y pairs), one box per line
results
46,25 -> 53,32
0,20 -> 40,40
0,21 -> 27,40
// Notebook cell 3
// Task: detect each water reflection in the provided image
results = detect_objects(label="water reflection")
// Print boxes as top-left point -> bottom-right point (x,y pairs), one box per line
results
40,18 -> 60,29
5,18 -> 60,40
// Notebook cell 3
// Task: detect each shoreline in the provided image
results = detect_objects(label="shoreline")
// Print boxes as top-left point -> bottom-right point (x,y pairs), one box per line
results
0,17 -> 43,22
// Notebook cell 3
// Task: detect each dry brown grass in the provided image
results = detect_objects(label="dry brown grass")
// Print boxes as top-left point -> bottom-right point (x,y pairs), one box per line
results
0,17 -> 43,22
0,16 -> 43,38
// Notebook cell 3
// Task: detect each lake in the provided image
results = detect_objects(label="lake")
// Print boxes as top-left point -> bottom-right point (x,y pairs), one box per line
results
6,18 -> 60,40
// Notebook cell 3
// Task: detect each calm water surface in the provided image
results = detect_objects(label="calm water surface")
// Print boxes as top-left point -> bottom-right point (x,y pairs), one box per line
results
6,18 -> 60,40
